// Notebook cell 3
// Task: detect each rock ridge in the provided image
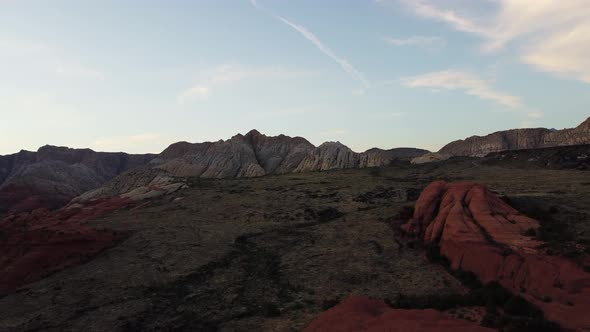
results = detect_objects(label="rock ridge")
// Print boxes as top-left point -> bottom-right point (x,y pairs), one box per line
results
402,181 -> 590,331
438,117 -> 590,157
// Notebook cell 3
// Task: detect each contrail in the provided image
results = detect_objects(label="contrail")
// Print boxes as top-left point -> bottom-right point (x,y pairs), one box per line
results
250,0 -> 368,88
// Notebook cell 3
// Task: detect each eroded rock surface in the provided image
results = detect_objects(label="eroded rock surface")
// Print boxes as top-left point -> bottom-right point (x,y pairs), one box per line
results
439,117 -> 590,157
304,296 -> 494,332
0,146 -> 154,215
402,181 -> 590,331
0,198 -> 133,293
156,131 -> 428,177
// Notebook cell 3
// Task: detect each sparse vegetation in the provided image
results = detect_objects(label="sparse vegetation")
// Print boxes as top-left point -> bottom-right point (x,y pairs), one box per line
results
2,157 -> 589,331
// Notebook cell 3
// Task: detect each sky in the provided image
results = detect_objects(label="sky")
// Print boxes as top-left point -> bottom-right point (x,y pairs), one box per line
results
1,0 -> 589,155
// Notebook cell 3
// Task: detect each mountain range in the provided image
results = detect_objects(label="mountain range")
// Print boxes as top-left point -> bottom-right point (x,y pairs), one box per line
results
0,130 -> 427,216
438,116 -> 590,157
1,116 -> 589,216
0,146 -> 154,215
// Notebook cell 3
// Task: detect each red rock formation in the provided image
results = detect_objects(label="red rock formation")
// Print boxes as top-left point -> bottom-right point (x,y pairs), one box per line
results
0,198 -> 133,293
304,296 -> 494,332
402,181 -> 590,331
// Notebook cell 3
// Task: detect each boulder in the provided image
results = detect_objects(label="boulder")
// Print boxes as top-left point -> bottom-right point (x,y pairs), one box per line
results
304,296 -> 494,332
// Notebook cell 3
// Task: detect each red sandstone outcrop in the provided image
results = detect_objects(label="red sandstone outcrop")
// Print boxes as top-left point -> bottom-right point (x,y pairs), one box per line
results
0,198 -> 134,293
402,181 -> 590,331
304,296 -> 494,332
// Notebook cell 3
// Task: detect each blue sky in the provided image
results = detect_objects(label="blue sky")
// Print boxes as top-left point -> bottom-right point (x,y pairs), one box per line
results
1,0 -> 589,154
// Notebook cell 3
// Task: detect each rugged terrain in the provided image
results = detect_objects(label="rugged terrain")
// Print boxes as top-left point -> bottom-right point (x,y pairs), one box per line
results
0,146 -> 155,215
1,148 -> 589,331
153,130 -> 428,178
437,117 -> 590,157
0,131 -> 427,216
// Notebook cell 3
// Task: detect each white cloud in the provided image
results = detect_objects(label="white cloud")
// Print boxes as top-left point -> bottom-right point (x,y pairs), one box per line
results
401,0 -> 490,37
250,1 -> 368,87
399,0 -> 590,84
522,25 -> 590,83
178,85 -> 210,104
402,70 -> 522,108
527,111 -> 544,120
383,36 -> 446,48
178,64 -> 312,104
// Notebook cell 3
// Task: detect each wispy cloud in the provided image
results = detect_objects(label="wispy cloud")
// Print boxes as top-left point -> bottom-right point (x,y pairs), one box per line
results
178,85 -> 210,104
399,0 -> 590,84
250,0 -> 368,87
369,112 -> 405,119
401,70 -> 522,109
400,0 -> 490,37
383,35 -> 446,49
0,39 -> 48,57
55,64 -> 105,79
320,129 -> 350,138
247,104 -> 317,119
178,64 -> 312,104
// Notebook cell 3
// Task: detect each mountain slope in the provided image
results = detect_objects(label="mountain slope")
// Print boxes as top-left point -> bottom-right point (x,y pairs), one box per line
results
0,146 -> 155,215
78,131 -> 428,202
0,131 -> 428,213
153,130 -> 316,177
152,130 -> 428,178
439,116 -> 590,157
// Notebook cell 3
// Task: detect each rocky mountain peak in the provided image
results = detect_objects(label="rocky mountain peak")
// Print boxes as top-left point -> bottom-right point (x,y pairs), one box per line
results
317,141 -> 349,150
577,117 -> 590,131
245,129 -> 263,138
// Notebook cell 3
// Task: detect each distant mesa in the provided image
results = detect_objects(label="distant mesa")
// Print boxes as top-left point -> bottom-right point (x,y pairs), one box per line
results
438,116 -> 590,158
410,116 -> 590,163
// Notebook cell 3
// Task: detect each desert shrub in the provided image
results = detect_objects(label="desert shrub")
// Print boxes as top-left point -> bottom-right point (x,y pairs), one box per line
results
503,295 -> 541,317
425,244 -> 449,266
395,206 -> 415,221
405,188 -> 422,201
524,228 -> 537,237
368,167 -> 382,177
261,303 -> 281,317
393,293 -> 464,311
481,312 -> 498,328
